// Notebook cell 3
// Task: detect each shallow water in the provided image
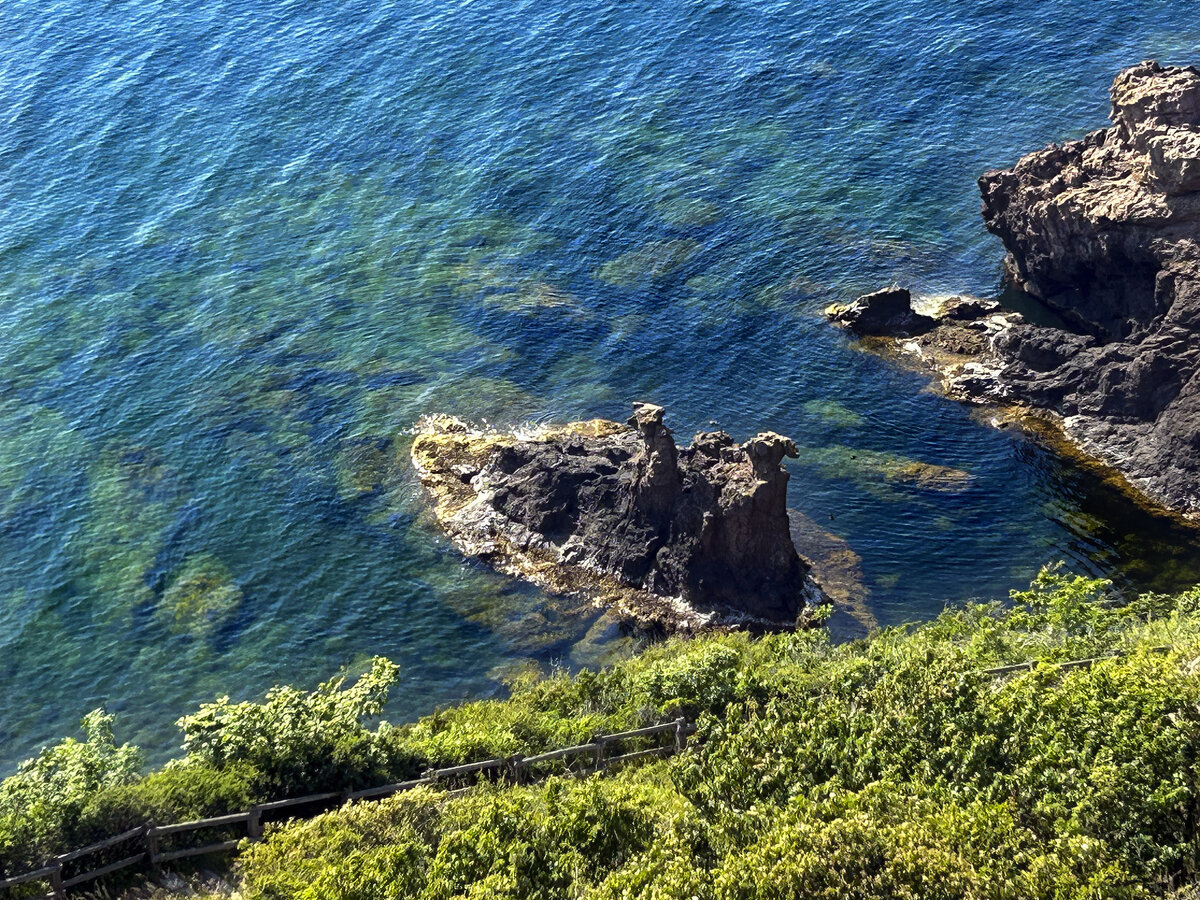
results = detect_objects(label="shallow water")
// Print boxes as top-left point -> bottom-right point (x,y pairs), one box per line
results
2,0 -> 1199,770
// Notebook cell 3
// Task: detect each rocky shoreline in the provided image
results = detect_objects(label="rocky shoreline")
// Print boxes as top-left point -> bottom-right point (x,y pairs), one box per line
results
411,62 -> 1200,632
410,404 -> 828,633
829,61 -> 1200,522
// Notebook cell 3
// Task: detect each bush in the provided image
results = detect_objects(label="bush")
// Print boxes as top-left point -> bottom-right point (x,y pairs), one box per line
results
235,573 -> 1200,899
0,710 -> 140,875
177,657 -> 408,796
711,785 -> 1136,900
11,571 -> 1200,897
239,768 -> 699,900
0,659 -> 415,875
72,761 -> 259,845
237,788 -> 443,900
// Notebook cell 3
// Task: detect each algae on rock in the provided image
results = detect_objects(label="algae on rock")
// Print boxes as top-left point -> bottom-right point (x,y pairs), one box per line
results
157,554 -> 244,639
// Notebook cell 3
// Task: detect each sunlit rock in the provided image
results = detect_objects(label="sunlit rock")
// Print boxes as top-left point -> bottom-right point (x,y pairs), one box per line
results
826,62 -> 1200,520
411,405 -> 827,631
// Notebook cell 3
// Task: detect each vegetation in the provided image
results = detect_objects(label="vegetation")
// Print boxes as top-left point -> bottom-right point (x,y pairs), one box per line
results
0,710 -> 141,871
177,658 -> 415,796
0,660 -> 418,875
6,570 -> 1200,897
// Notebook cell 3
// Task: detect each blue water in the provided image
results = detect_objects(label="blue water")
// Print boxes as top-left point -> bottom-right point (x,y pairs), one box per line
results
2,0 -> 1199,771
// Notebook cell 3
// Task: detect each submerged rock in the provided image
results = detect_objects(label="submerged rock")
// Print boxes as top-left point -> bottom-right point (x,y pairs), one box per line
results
157,553 -> 243,639
593,239 -> 703,286
410,404 -> 827,631
793,444 -> 974,494
829,62 -> 1200,520
788,509 -> 874,632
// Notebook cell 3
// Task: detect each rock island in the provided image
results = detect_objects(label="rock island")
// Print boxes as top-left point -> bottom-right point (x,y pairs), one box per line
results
411,403 -> 827,631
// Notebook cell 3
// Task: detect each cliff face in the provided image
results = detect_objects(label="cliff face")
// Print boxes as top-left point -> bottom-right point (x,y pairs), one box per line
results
980,61 -> 1200,516
980,61 -> 1200,340
830,62 -> 1200,519
410,404 -> 825,631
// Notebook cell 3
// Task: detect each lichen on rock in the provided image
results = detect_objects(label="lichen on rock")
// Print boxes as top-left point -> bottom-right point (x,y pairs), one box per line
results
410,404 -> 827,631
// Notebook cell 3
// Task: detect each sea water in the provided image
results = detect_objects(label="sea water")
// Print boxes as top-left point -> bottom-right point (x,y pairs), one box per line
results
2,0 -> 1198,769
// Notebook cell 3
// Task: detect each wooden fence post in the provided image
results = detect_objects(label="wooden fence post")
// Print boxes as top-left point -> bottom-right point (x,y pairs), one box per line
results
146,824 -> 160,872
592,739 -> 606,773
247,806 -> 263,842
508,755 -> 525,785
48,863 -> 64,899
674,717 -> 687,753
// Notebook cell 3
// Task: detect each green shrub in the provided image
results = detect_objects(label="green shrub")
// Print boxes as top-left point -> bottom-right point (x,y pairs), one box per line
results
235,572 -> 1200,899
11,570 -> 1200,897
0,710 -> 140,874
72,761 -> 258,845
0,659 -> 416,875
239,767 -> 699,900
238,789 -> 443,900
177,657 -> 407,796
711,785 -> 1137,900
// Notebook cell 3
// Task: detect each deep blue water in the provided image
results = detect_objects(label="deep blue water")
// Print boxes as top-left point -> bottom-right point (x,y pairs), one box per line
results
2,0 -> 1199,770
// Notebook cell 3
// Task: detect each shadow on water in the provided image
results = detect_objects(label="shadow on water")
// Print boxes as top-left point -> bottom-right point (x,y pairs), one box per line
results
1017,438 -> 1200,595
994,283 -> 1082,331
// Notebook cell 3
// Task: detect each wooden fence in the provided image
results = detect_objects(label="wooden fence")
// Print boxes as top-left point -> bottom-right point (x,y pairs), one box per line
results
981,645 -> 1172,677
6,645 -> 1172,897
0,718 -> 694,899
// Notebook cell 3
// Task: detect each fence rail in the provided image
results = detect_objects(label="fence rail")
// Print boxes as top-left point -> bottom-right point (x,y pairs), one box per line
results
981,645 -> 1172,677
0,717 -> 694,899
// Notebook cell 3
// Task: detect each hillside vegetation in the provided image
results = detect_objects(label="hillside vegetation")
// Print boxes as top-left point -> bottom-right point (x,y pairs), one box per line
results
5,570 -> 1200,898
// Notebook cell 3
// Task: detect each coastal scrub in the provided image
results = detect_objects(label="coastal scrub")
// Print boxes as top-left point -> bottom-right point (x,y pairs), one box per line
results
6,571 -> 1200,897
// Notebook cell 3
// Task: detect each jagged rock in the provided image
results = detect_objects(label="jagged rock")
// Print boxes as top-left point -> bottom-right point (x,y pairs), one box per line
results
939,297 -> 1002,321
825,287 -> 937,337
978,61 -> 1200,516
980,60 -> 1200,339
827,62 -> 1200,519
410,406 -> 826,631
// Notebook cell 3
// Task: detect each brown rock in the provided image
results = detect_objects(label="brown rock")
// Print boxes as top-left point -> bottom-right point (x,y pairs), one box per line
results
980,60 -> 1200,339
826,287 -> 937,337
976,61 -> 1200,516
830,63 -> 1200,519
411,406 -> 826,630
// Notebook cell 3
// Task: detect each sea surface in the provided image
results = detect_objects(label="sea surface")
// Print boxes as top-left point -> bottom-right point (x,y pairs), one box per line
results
2,0 -> 1200,771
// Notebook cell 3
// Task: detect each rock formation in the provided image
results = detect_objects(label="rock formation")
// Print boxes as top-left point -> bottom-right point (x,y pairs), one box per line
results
410,404 -> 826,631
828,62 -> 1200,520
980,60 -> 1200,339
826,287 -> 937,337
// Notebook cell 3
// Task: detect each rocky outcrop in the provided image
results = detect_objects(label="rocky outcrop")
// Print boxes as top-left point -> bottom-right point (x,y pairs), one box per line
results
825,291 -> 1018,400
980,60 -> 1200,340
826,287 -> 937,337
828,62 -> 1200,519
410,404 -> 826,631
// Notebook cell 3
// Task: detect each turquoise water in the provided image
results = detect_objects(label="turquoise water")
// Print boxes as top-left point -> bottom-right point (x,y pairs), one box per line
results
2,0 -> 1199,770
